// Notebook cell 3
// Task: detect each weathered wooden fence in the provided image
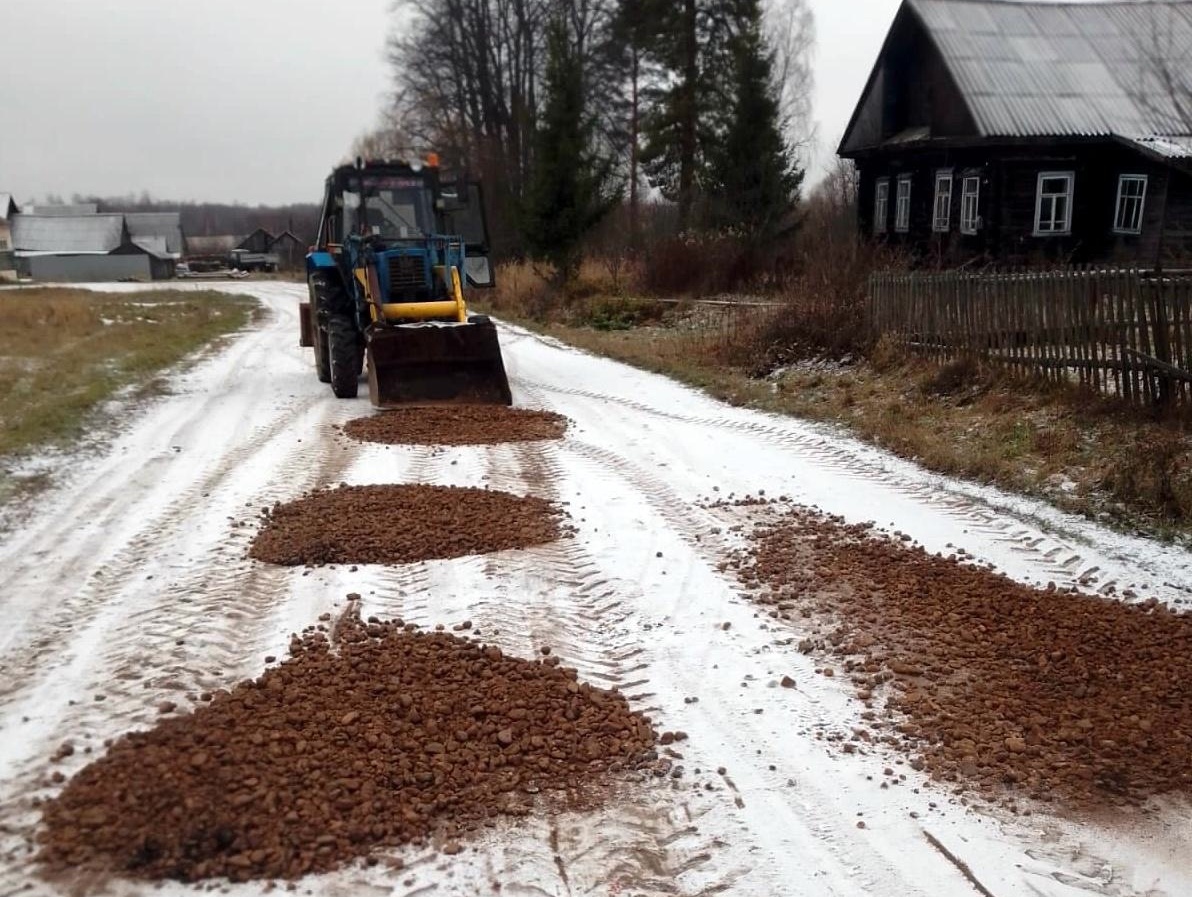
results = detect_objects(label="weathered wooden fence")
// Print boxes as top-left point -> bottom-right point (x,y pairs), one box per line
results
869,268 -> 1192,408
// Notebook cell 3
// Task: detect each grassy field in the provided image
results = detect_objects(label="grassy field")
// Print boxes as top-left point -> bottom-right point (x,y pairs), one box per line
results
485,294 -> 1192,541
0,288 -> 256,463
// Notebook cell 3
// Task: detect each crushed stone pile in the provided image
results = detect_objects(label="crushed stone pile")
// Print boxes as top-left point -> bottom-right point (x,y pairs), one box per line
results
250,484 -> 566,566
38,613 -> 658,881
729,504 -> 1192,806
342,406 -> 568,447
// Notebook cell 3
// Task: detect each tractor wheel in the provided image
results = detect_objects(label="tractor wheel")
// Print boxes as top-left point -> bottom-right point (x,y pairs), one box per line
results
327,314 -> 360,399
311,302 -> 330,383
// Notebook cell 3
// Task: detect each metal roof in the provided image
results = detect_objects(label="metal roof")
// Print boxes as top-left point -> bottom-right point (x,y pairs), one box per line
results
908,0 -> 1192,139
23,203 -> 99,217
125,212 -> 184,255
1130,134 -> 1192,157
185,235 -> 241,256
131,236 -> 172,259
11,215 -> 126,253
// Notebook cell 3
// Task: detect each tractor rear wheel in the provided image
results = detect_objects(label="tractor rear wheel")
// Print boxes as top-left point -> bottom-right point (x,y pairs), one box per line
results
311,301 -> 330,383
327,314 -> 360,399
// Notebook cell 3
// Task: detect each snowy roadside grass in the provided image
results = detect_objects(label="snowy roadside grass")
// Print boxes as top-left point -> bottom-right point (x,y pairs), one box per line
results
0,287 -> 256,466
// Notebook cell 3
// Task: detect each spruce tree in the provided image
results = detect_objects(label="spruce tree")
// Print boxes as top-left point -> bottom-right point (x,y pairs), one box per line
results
705,2 -> 803,240
522,18 -> 622,284
639,0 -> 709,230
638,0 -> 740,231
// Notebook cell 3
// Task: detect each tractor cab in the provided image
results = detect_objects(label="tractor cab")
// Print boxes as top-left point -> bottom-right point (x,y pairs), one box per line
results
302,158 -> 510,407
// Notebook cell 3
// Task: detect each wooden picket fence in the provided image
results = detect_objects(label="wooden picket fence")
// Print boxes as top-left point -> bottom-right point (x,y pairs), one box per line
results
869,268 -> 1192,408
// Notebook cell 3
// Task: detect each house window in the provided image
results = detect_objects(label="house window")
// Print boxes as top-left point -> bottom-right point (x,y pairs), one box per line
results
873,178 -> 890,233
960,176 -> 981,235
1034,171 -> 1074,236
932,171 -> 953,232
895,175 -> 912,233
1113,175 -> 1148,235
0,238 -> 7,250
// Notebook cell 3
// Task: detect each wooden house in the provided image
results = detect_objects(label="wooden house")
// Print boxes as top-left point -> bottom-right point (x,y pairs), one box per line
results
237,228 -> 275,254
838,0 -> 1192,267
267,230 -> 306,270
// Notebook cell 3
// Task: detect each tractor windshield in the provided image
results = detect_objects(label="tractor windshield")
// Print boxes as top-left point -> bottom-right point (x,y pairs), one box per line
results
343,176 -> 435,239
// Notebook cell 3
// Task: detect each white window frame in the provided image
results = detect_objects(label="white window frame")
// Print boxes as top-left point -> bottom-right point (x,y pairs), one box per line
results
895,175 -> 912,233
874,178 -> 890,234
0,237 -> 7,250
1113,174 -> 1148,235
1034,171 -> 1074,236
960,176 -> 981,235
932,170 -> 953,232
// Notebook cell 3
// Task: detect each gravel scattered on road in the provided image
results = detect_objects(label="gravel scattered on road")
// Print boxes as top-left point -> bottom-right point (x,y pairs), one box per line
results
38,612 -> 658,881
729,504 -> 1192,807
342,406 -> 568,447
249,484 -> 567,566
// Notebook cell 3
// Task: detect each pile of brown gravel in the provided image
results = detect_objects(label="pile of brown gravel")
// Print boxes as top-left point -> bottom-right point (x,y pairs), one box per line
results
249,484 -> 566,566
38,613 -> 658,881
342,407 -> 568,447
729,504 -> 1192,806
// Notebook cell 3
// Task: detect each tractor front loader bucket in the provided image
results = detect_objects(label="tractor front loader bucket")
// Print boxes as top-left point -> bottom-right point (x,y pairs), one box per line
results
366,319 -> 513,407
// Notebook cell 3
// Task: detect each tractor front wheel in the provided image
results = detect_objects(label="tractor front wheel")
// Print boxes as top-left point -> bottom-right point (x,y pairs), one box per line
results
327,314 -> 360,399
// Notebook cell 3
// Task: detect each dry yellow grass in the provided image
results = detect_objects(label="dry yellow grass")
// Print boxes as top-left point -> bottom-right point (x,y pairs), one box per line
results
0,288 -> 255,460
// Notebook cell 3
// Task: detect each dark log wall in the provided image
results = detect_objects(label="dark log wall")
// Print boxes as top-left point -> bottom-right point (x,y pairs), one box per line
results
1163,171 -> 1192,268
857,142 -> 1189,268
840,5 -> 977,155
884,15 -> 976,140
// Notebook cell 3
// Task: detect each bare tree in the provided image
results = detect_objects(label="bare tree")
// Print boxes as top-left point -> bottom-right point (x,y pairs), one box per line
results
348,110 -> 416,162
387,0 -> 568,253
1124,6 -> 1192,137
765,0 -> 816,151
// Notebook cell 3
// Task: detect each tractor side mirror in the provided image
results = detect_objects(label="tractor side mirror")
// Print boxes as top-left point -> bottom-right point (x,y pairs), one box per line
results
438,189 -> 468,213
465,255 -> 494,288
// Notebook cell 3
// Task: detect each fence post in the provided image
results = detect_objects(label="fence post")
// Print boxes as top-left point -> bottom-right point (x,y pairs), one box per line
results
1151,273 -> 1174,409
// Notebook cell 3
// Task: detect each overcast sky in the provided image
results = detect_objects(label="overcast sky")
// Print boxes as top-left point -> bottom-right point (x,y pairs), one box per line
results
0,0 -> 900,206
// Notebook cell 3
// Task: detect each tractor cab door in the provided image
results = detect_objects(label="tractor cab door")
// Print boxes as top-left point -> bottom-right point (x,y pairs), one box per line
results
441,180 -> 494,288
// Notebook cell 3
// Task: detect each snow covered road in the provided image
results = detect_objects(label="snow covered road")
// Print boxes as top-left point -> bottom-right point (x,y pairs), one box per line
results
1,282 -> 1189,896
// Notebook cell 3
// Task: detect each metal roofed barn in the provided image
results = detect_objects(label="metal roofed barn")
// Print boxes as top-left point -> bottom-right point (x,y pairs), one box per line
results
11,213 -> 178,281
125,212 -> 184,258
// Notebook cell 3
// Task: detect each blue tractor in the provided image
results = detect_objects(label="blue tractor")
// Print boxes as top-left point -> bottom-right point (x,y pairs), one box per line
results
300,157 -> 512,406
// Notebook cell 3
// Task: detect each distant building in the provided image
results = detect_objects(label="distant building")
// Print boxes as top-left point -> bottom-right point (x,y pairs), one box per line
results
126,212 -> 184,261
237,227 -> 274,254
185,229 -> 306,271
838,0 -> 1192,267
268,230 -> 305,270
0,193 -> 19,274
184,235 -> 241,258
12,214 -> 176,281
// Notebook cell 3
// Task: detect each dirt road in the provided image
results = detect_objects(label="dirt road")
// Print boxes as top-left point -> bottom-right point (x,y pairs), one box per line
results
1,282 -> 1189,896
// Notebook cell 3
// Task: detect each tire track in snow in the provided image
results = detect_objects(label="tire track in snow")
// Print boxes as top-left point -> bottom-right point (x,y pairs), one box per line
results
511,372 -> 1003,895
514,376 -> 1191,601
549,433 -> 951,896
0,287 -> 370,896
457,402 -> 736,894
521,378 -> 1172,897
